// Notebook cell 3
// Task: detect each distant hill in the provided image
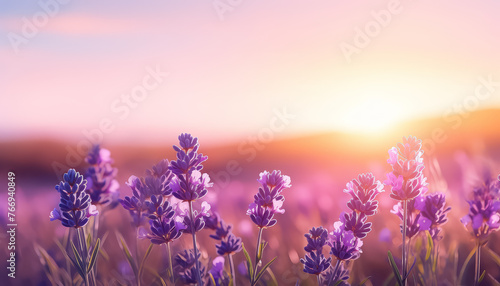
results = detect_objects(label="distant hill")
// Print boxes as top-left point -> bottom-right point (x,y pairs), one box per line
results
1,108 -> 500,187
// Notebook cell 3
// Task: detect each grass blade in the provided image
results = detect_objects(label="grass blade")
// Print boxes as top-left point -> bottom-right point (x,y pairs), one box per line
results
87,232 -> 92,250
87,238 -> 101,273
478,270 -> 486,284
406,257 -> 417,280
425,231 -> 433,261
387,251 -> 403,286
115,231 -> 138,277
209,273 -> 217,286
359,276 -> 371,285
146,266 -> 167,286
138,243 -> 154,279
70,241 -> 86,279
458,247 -> 477,284
266,267 -> 278,286
34,243 -> 61,285
242,243 -> 254,281
254,256 -> 277,284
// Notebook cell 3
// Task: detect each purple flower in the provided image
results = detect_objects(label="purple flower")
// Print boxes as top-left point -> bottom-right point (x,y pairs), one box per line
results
320,263 -> 350,286
253,170 -> 291,207
146,159 -> 171,178
208,256 -> 227,286
120,160 -> 175,227
50,169 -> 98,228
304,226 -> 329,253
204,211 -> 221,231
390,199 -> 422,239
344,173 -> 384,216
216,233 -> 242,256
301,226 -> 331,277
340,212 -> 372,239
175,249 -> 206,284
300,251 -> 331,275
207,211 -> 243,258
144,196 -> 175,220
414,193 -> 451,240
385,136 -> 427,201
179,201 -> 211,234
209,219 -> 232,241
169,133 -> 208,176
146,216 -> 184,245
85,145 -> 120,206
461,177 -> 500,240
170,170 -> 212,202
175,249 -> 200,269
247,170 -> 291,229
85,145 -> 113,165
237,261 -> 248,277
246,202 -> 277,229
329,222 -> 363,261
180,265 -> 206,284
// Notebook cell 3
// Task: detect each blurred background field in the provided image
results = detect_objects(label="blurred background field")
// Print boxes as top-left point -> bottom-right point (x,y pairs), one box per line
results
2,109 -> 500,285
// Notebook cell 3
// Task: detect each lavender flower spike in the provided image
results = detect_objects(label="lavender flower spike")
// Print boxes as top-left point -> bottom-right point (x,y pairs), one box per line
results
85,145 -> 120,206
50,169 -> 98,228
329,221 -> 363,261
301,252 -> 331,275
301,226 -> 331,277
247,170 -> 291,229
385,136 -> 427,201
344,173 -> 384,216
461,176 -> 500,240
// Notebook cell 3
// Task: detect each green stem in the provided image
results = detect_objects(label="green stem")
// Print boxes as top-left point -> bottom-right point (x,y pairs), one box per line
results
474,241 -> 481,286
77,228 -> 89,286
189,201 -> 203,286
327,259 -> 341,286
90,214 -> 99,286
251,227 -> 264,285
65,228 -> 73,286
228,254 -> 236,286
166,242 -> 175,285
402,199 -> 408,286
136,227 -> 141,286
317,274 -> 321,286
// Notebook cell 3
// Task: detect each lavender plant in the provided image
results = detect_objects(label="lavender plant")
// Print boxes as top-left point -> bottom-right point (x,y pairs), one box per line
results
120,158 -> 181,285
300,173 -> 382,286
84,144 -> 120,261
175,249 -> 207,284
245,170 -> 291,286
391,191 -> 451,285
208,256 -> 229,286
169,133 -> 213,286
119,133 -> 213,285
206,211 -> 243,285
461,174 -> 500,285
49,169 -> 101,286
85,145 -> 120,208
385,136 -> 427,286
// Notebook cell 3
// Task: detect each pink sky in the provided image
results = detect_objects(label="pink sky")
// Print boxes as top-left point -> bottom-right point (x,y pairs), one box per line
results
1,0 -> 500,145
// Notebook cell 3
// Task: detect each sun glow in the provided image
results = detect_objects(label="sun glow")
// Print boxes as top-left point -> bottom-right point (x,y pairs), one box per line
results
343,101 -> 401,133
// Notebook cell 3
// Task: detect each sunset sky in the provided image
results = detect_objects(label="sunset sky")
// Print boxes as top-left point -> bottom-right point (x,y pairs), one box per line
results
1,0 -> 500,145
